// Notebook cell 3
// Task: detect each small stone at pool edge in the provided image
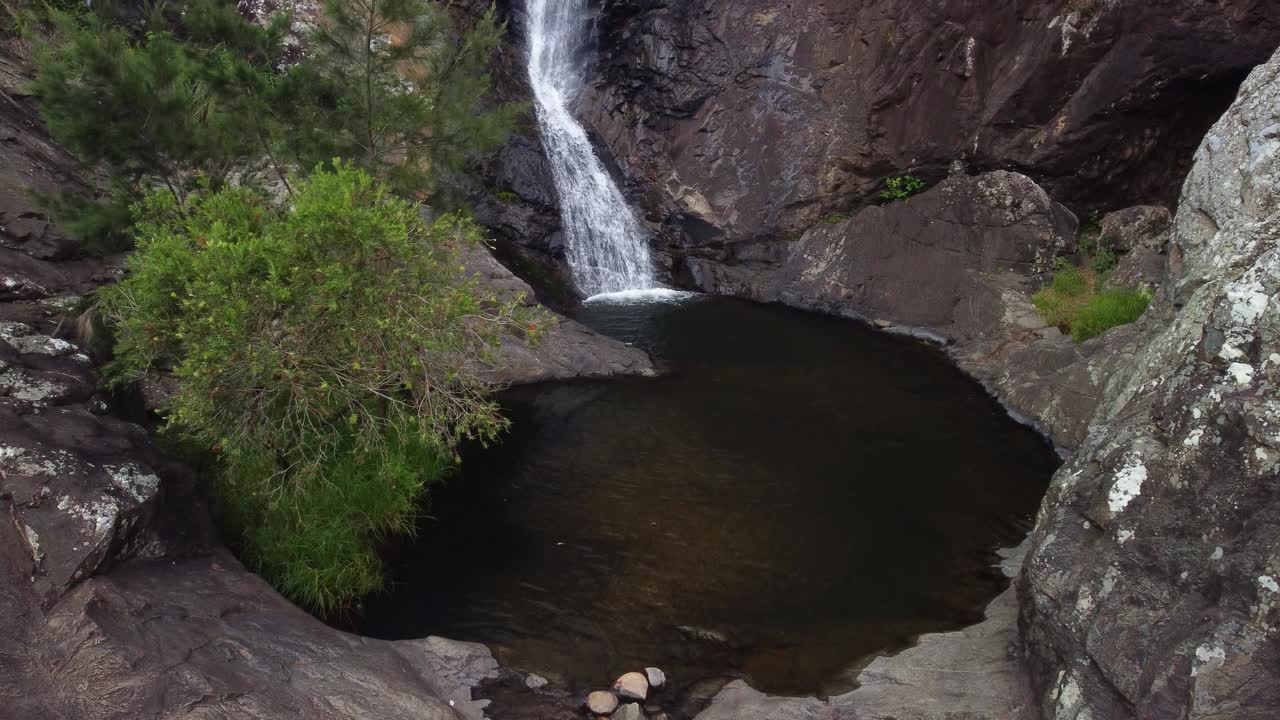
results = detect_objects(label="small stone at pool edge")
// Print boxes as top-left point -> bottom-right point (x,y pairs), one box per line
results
644,667 -> 666,688
524,673 -> 548,690
587,690 -> 619,715
614,704 -> 643,720
613,671 -> 649,701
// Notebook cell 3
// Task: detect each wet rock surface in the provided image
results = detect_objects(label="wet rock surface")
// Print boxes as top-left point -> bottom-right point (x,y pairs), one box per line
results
461,243 -> 656,385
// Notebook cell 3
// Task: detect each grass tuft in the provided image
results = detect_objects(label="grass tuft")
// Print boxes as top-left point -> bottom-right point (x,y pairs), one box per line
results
1033,265 -> 1150,341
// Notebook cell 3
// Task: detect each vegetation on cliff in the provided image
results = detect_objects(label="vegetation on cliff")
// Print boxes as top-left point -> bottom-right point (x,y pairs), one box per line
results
1034,261 -> 1151,341
29,0 -> 532,609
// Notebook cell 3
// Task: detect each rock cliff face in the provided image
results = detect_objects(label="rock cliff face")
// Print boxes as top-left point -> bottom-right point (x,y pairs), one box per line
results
588,0 -> 1277,237
479,0 -> 1279,290
1020,47 -> 1280,720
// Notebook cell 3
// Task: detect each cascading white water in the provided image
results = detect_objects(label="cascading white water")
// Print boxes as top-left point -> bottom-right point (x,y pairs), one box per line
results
526,0 -> 659,298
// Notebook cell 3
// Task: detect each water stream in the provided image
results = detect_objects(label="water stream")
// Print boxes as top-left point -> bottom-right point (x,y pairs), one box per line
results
526,0 -> 659,297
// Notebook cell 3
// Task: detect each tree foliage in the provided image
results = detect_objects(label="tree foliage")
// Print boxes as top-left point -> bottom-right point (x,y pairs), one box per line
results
33,0 -> 290,193
31,0 -> 520,249
289,0 -> 521,199
100,163 -> 543,610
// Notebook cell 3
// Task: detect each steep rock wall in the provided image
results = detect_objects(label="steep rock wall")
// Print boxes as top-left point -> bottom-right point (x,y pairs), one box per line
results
1020,46 -> 1280,720
583,0 -> 1279,248
476,0 -> 1279,292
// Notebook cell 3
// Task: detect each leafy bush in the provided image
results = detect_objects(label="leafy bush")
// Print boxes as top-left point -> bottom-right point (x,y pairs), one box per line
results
879,175 -> 925,203
99,163 -> 543,610
1033,265 -> 1150,341
821,212 -> 848,225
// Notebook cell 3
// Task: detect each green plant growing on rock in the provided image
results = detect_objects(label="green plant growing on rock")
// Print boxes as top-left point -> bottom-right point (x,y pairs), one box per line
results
1091,244 -> 1118,273
1072,288 -> 1151,341
98,163 -> 545,611
821,212 -> 849,225
879,175 -> 925,203
1032,264 -> 1150,341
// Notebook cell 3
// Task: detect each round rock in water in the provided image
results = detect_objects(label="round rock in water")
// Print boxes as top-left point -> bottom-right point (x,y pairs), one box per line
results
586,690 -> 619,715
525,673 -> 548,690
614,704 -> 643,720
644,667 -> 666,689
613,671 -> 649,701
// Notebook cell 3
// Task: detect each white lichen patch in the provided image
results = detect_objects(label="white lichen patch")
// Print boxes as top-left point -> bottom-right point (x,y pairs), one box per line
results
0,320 -> 31,340
56,494 -> 120,538
1100,565 -> 1120,598
1210,546 -> 1224,561
1226,274 -> 1270,327
106,464 -> 160,504
1227,363 -> 1255,386
0,369 -> 66,404
22,524 -> 42,564
1053,672 -> 1084,720
37,295 -> 80,313
1192,645 -> 1226,677
1260,575 -> 1280,593
7,334 -> 77,357
1219,343 -> 1246,360
1184,428 -> 1205,448
1075,585 -> 1094,615
1108,458 -> 1148,514
1117,529 -> 1134,545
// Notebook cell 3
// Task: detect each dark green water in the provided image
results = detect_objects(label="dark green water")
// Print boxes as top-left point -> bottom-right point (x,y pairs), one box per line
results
353,296 -> 1056,699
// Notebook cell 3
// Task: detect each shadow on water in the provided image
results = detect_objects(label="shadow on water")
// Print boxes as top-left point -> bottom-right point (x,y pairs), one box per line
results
348,296 -> 1058,704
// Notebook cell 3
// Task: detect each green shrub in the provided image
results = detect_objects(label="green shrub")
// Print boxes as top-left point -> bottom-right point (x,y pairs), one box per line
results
875,175 -> 926,203
99,163 -> 544,611
821,212 -> 848,225
1071,288 -> 1151,341
879,175 -> 925,203
495,190 -> 520,204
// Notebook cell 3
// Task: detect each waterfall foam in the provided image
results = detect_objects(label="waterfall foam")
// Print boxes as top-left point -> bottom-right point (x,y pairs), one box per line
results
526,0 -> 660,298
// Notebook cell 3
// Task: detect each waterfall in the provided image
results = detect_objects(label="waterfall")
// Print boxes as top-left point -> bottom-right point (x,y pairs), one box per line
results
526,0 -> 659,299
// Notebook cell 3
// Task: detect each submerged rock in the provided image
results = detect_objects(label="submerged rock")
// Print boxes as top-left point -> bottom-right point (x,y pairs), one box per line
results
645,666 -> 666,689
